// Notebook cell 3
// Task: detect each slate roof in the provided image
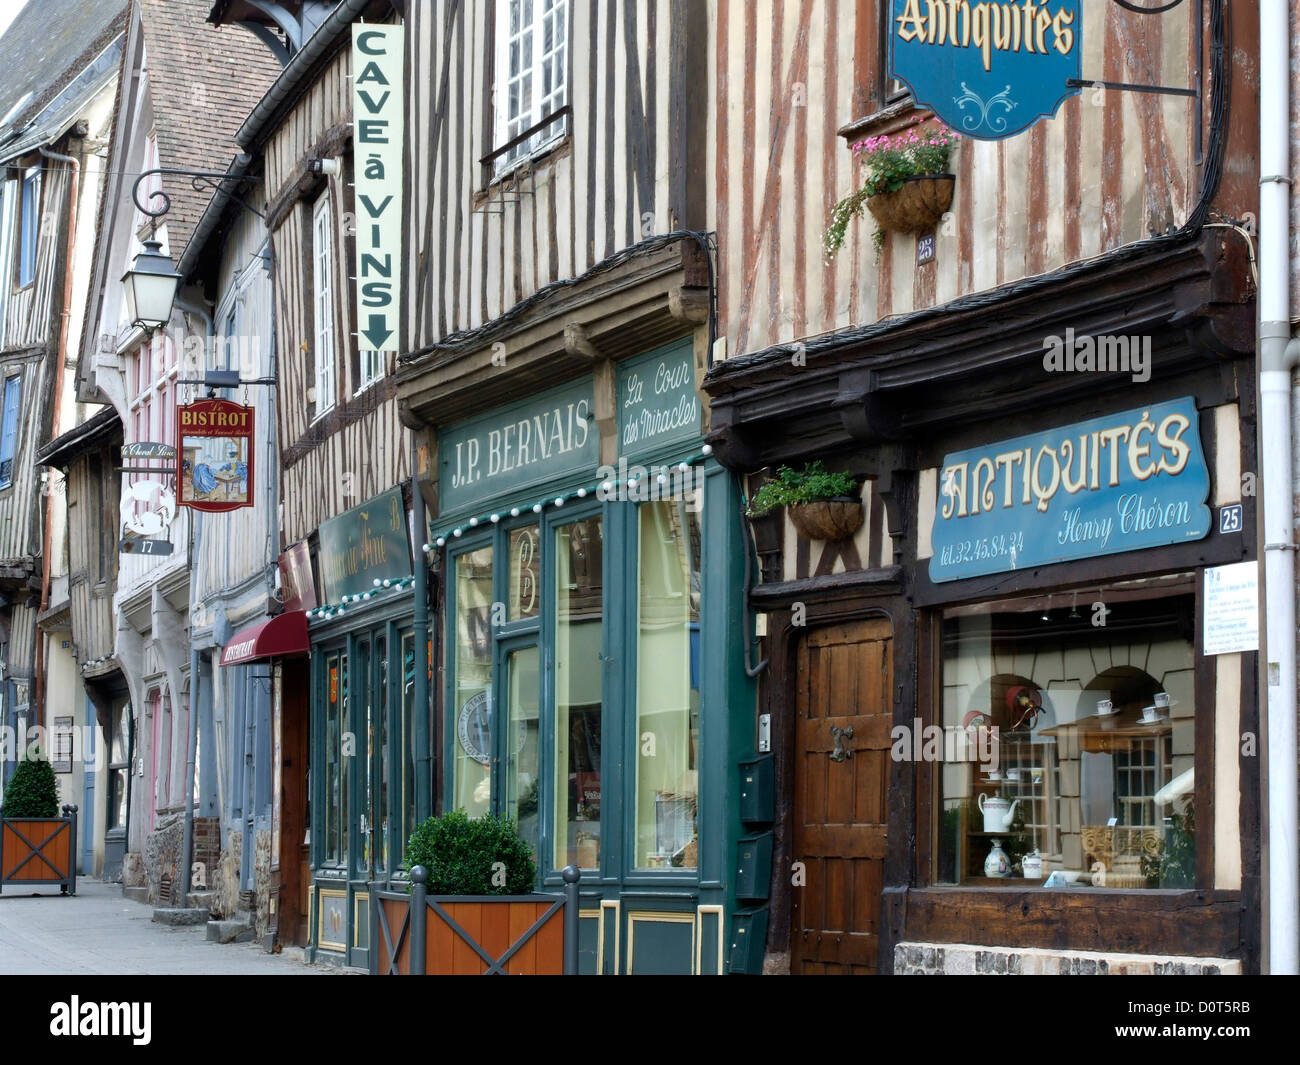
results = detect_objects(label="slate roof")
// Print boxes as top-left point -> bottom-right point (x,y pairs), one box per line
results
0,0 -> 127,157
136,0 -> 281,258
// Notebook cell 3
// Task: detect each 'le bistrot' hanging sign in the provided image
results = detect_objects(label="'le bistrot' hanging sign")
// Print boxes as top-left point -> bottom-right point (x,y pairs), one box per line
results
890,0 -> 1082,139
929,397 -> 1212,582
177,398 -> 254,513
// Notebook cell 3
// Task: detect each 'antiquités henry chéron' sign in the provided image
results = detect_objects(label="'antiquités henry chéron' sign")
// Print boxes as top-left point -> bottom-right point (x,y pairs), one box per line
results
890,0 -> 1081,139
929,396 -> 1212,582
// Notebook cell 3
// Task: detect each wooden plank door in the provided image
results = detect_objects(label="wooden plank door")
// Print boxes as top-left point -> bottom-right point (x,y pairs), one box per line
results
791,619 -> 892,975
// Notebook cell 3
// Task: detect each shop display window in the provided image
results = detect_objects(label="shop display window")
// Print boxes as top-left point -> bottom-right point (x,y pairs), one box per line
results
634,500 -> 702,870
452,545 -> 494,818
554,517 -> 603,870
936,577 -> 1196,889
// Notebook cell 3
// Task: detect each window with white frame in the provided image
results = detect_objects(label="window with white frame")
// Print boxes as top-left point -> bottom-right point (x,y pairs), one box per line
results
312,192 -> 337,417
0,373 -> 20,488
495,0 -> 569,171
124,333 -> 177,529
18,165 -> 40,288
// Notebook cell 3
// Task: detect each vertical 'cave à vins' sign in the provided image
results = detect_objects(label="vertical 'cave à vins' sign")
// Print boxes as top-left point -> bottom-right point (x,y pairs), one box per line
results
351,22 -> 404,354
890,0 -> 1081,139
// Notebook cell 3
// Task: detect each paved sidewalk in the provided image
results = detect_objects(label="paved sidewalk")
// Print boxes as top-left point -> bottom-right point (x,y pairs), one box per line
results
0,878 -> 334,975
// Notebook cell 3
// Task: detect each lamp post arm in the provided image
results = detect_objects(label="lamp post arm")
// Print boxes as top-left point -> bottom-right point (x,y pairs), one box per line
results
132,167 -> 266,222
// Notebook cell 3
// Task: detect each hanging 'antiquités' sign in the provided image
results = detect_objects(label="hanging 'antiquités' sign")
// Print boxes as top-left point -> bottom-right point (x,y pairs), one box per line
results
929,396 -> 1212,582
176,398 -> 254,512
889,0 -> 1082,139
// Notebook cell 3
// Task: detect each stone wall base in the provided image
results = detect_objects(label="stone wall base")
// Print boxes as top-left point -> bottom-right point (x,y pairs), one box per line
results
895,941 -> 1241,975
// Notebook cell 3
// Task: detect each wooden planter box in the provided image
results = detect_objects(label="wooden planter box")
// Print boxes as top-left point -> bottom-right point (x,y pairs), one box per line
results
374,891 -> 567,975
1,805 -> 78,895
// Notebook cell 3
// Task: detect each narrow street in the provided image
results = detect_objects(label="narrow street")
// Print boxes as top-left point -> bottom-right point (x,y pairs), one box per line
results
0,881 -> 332,975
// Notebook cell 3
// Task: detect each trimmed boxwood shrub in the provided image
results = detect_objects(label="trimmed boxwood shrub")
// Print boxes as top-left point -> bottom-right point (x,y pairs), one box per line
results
1,750 -> 60,818
406,809 -> 537,895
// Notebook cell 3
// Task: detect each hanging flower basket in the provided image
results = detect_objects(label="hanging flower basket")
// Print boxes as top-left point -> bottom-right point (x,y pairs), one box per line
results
866,174 -> 955,234
788,498 -> 864,542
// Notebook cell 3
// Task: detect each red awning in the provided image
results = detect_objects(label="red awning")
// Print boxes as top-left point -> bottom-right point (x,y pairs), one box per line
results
219,611 -> 309,667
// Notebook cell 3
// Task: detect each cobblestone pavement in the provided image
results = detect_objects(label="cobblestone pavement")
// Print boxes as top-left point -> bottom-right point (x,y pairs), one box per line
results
0,878 -> 336,975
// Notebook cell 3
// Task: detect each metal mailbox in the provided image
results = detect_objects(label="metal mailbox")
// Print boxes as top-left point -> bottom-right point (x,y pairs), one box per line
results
738,754 -> 774,823
735,830 -> 773,901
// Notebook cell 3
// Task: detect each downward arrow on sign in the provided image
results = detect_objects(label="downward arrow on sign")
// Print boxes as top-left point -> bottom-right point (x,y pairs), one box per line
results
362,315 -> 392,351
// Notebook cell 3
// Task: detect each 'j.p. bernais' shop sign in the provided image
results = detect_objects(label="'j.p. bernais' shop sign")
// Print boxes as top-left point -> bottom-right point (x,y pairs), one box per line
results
890,0 -> 1081,139
929,397 -> 1212,582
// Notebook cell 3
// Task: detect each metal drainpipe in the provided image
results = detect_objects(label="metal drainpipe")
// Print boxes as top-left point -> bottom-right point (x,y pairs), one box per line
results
1258,0 -> 1298,975
412,434 -> 431,822
175,297 -> 213,907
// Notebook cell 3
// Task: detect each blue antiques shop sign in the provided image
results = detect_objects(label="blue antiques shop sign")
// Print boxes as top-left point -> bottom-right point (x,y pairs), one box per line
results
439,377 -> 598,516
929,397 -> 1212,582
890,0 -> 1081,139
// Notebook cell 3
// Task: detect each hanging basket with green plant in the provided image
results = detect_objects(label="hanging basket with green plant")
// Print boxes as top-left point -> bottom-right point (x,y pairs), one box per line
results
825,122 -> 960,259
405,808 -> 537,896
747,462 -> 863,542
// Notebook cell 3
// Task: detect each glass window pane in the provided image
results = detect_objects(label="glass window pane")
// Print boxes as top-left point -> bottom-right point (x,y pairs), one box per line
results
340,654 -> 349,863
634,500 -> 702,870
452,546 -> 494,817
508,525 -> 541,621
505,645 -> 540,860
937,584 -> 1195,889
325,653 -> 341,863
401,632 -> 416,858
554,517 -> 603,870
376,636 -> 388,872
357,641 -> 371,871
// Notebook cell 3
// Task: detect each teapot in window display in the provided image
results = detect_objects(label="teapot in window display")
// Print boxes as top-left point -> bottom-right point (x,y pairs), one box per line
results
984,838 -> 1011,878
978,793 -> 1020,833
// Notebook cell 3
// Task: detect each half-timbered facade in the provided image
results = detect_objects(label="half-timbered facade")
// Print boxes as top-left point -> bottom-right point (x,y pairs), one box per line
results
396,0 -> 758,976
223,0 -> 416,961
0,0 -> 126,834
74,0 -> 278,903
704,0 -> 1262,974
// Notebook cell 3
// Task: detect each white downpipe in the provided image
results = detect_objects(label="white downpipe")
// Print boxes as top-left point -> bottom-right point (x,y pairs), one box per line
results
1258,0 -> 1299,975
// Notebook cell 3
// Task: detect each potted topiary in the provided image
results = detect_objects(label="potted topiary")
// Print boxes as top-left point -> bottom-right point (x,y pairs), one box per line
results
825,122 -> 960,259
374,809 -> 562,974
747,462 -> 863,542
1,748 -> 76,895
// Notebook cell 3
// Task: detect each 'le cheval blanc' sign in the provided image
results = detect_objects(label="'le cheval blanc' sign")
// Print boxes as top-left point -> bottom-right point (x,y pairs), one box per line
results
890,0 -> 1081,139
929,397 -> 1212,582
352,24 -> 404,354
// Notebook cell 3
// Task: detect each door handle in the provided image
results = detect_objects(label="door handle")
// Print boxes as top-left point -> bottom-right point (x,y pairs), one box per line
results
829,725 -> 854,762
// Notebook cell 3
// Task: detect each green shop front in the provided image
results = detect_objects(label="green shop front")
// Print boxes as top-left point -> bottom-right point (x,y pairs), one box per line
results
305,486 -> 426,966
427,338 -> 760,975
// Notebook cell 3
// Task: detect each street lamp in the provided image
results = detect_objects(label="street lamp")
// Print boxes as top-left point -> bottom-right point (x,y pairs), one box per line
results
121,238 -> 182,332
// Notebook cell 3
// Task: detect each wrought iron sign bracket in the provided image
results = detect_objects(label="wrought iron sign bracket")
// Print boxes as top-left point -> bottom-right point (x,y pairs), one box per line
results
1067,0 -> 1205,164
132,166 -> 266,225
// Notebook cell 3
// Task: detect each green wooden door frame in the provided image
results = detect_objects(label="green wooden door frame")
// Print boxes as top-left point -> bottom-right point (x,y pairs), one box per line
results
307,597 -> 419,963
439,461 -> 756,973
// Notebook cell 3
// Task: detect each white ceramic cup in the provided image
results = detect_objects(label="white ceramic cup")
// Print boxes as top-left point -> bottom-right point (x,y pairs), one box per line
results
1096,699 -> 1113,715
1141,705 -> 1158,723
1154,692 -> 1171,709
